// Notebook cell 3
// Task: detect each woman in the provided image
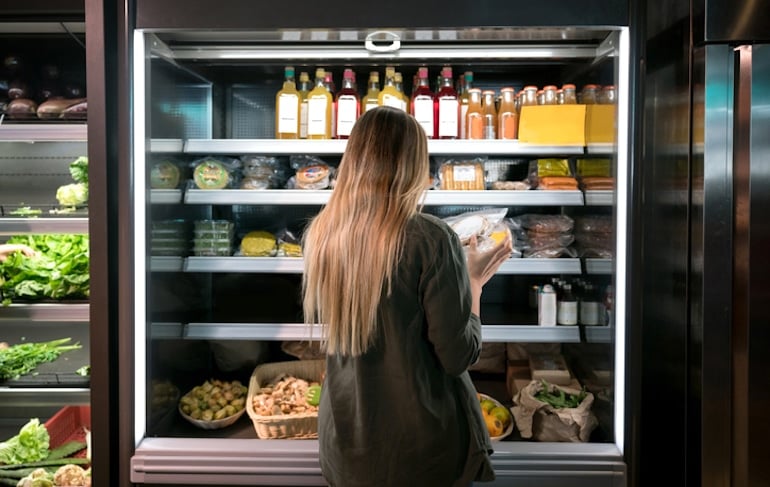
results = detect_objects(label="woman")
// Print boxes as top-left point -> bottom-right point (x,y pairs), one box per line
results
302,106 -> 512,487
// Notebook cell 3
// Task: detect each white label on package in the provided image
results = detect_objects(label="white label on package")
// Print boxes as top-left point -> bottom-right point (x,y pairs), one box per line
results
453,165 -> 476,182
336,96 -> 358,137
307,96 -> 328,136
277,94 -> 299,134
300,101 -> 309,138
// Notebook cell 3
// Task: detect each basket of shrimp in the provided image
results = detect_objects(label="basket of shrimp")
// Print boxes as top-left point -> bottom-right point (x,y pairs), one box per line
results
246,360 -> 325,439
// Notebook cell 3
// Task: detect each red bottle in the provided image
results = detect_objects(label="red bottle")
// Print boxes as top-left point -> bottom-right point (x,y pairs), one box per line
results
410,67 -> 436,138
335,68 -> 360,139
436,66 -> 459,139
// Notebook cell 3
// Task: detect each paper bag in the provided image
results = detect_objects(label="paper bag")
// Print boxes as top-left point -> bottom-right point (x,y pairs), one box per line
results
511,380 -> 598,442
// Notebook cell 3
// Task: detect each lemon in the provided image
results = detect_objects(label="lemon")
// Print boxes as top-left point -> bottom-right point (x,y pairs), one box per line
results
490,406 -> 511,428
479,399 -> 497,415
484,413 -> 505,437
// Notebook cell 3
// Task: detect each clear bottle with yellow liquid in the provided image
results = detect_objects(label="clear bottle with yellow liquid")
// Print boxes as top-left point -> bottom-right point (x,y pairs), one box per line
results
275,66 -> 300,139
306,68 -> 333,139
362,71 -> 381,112
394,72 -> 408,111
378,66 -> 404,111
458,71 -> 473,139
297,71 -> 311,139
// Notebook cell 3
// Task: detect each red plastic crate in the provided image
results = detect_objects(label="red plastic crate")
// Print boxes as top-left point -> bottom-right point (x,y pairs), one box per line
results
44,405 -> 90,457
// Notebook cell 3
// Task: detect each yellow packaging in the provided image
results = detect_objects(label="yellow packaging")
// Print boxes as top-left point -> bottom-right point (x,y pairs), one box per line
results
584,104 -> 616,143
518,105 -> 586,146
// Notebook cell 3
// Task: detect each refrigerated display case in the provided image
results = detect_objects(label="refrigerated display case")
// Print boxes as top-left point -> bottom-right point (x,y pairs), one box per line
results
0,14 -> 90,439
87,1 -> 634,486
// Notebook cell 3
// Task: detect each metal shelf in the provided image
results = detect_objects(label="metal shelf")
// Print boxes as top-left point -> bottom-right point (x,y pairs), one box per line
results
150,189 -> 183,204
182,257 -> 581,275
584,190 -> 614,206
179,322 -> 578,343
583,325 -> 613,343
0,303 -> 89,322
585,258 -> 613,274
182,138 -> 587,156
150,257 -> 185,272
183,189 -> 584,206
585,143 -> 615,155
150,139 -> 185,153
0,124 -> 88,142
0,388 -> 90,407
0,217 -> 89,235
150,322 -> 185,339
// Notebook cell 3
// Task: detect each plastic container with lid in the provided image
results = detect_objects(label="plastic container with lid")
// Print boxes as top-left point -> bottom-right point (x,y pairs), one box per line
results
194,220 -> 234,232
192,238 -> 233,256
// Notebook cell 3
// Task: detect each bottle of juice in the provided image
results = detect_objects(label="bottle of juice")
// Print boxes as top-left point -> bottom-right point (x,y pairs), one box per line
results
324,71 -> 337,138
498,87 -> 518,140
378,66 -> 403,110
275,66 -> 300,139
410,67 -> 436,138
481,89 -> 498,139
465,88 -> 483,140
394,72 -> 408,111
335,68 -> 360,139
298,71 -> 311,139
436,66 -> 459,139
362,71 -> 381,112
458,71 -> 473,139
307,68 -> 333,139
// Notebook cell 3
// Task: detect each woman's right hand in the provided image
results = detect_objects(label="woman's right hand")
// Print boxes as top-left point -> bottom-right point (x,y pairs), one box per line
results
0,244 -> 37,262
465,233 -> 513,290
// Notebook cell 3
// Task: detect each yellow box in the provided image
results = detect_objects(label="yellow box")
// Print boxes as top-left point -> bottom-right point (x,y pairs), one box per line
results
585,104 -> 616,143
518,105 -> 586,146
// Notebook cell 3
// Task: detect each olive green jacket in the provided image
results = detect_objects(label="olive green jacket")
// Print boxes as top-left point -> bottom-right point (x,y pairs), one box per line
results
319,213 -> 495,487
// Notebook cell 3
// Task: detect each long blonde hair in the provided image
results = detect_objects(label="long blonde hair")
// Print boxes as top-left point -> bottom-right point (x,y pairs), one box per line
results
302,107 -> 430,357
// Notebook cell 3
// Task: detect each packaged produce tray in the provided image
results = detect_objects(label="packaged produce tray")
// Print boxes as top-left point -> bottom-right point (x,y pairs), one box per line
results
246,360 -> 324,440
44,405 -> 90,458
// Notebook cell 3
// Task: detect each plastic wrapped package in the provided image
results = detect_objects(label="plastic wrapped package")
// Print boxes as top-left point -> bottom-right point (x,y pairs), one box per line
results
190,156 -> 241,190
443,208 -> 508,246
275,229 -> 302,257
239,155 -> 290,189
438,157 -> 486,190
511,214 -> 577,258
288,155 -> 333,189
150,159 -> 184,189
528,159 -> 579,190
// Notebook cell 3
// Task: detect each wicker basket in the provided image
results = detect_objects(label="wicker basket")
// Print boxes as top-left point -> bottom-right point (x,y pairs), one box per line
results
246,360 -> 325,439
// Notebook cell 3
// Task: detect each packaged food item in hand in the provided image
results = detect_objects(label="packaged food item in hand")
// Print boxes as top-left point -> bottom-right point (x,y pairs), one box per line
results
443,208 -> 509,252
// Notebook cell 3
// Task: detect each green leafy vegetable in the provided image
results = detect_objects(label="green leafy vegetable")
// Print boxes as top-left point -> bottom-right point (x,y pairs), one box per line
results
0,419 -> 50,465
68,156 -> 88,185
534,380 -> 587,409
55,183 -> 88,207
0,234 -> 89,303
75,365 -> 90,377
0,338 -> 82,381
8,208 -> 42,217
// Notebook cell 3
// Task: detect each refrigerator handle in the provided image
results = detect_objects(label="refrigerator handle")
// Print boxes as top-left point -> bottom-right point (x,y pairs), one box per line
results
365,31 -> 401,53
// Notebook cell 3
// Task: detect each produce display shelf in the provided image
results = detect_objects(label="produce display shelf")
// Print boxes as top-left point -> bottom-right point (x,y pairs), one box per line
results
0,123 -> 88,142
182,257 -> 582,275
0,388 -> 90,407
0,303 -> 90,322
180,322 -> 579,343
182,138 -> 587,156
183,188 -> 585,206
0,217 -> 89,235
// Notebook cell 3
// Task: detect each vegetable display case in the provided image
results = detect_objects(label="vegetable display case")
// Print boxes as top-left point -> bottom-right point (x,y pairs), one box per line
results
0,15 -> 90,443
88,1 -> 634,486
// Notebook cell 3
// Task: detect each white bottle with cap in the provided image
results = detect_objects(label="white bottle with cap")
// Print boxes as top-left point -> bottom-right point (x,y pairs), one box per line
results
538,284 -> 557,326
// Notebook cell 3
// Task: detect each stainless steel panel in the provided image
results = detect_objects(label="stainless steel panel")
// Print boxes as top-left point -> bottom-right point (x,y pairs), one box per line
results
703,0 -> 770,43
746,43 -> 770,485
701,44 -> 734,487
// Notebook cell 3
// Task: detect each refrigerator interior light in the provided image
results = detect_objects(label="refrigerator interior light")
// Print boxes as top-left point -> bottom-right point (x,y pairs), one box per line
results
613,26 -> 630,455
132,29 -> 148,447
